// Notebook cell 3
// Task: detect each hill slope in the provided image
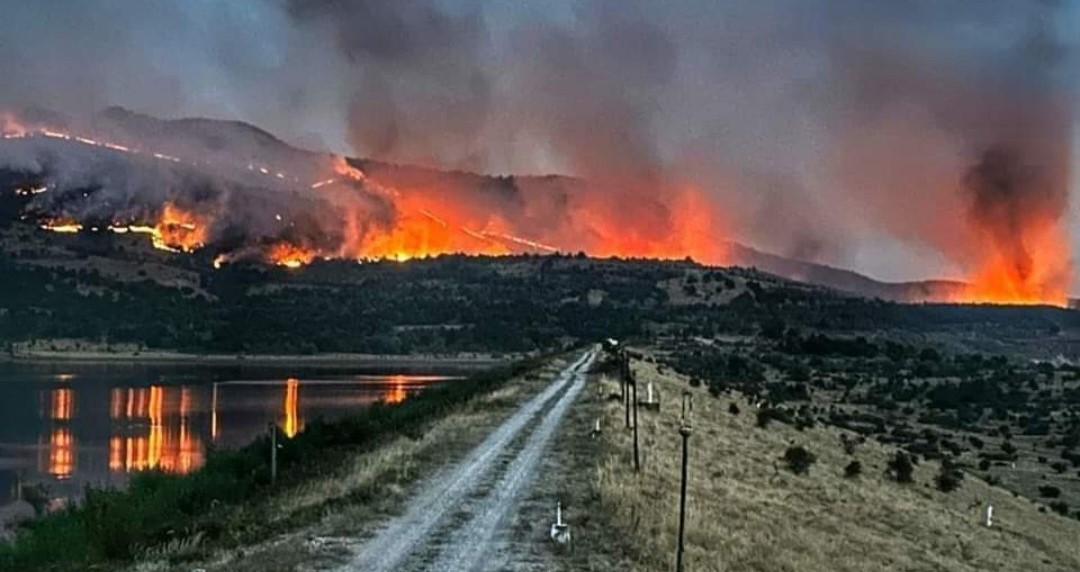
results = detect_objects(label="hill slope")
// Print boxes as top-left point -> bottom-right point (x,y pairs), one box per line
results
562,353 -> 1080,571
3,107 -> 980,303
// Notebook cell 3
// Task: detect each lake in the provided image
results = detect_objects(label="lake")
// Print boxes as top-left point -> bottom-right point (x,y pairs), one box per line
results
0,360 -> 467,504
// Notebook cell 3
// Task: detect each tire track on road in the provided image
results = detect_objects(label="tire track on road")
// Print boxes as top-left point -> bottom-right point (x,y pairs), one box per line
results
340,350 -> 594,572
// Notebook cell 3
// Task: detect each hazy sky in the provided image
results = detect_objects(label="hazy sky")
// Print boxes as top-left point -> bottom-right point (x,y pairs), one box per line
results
0,0 -> 1077,284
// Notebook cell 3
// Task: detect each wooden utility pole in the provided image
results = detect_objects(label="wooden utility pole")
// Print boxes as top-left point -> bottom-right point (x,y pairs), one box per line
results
632,370 -> 640,471
622,349 -> 630,403
623,352 -> 631,429
676,391 -> 693,572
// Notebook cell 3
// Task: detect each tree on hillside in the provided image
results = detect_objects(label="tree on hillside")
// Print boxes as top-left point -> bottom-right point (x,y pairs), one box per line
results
844,460 -> 862,479
934,460 -> 963,492
783,446 -> 816,475
888,452 -> 915,484
1039,485 -> 1062,499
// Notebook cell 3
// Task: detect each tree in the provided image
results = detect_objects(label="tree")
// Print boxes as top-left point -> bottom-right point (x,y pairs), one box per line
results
844,460 -> 862,479
1039,485 -> 1062,499
784,446 -> 816,475
935,461 -> 963,493
888,452 -> 915,484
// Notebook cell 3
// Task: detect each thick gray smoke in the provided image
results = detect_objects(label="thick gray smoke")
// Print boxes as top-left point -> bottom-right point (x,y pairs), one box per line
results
0,0 -> 1075,281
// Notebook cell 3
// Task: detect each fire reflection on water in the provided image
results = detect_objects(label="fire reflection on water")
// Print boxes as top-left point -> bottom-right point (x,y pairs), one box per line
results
39,387 -> 76,479
281,378 -> 302,438
107,386 -> 204,474
27,374 -> 445,491
385,375 -> 408,405
43,428 -> 74,480
50,388 -> 73,421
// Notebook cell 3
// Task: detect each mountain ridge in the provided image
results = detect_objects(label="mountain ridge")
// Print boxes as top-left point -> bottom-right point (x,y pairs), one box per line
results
0,107 -> 989,303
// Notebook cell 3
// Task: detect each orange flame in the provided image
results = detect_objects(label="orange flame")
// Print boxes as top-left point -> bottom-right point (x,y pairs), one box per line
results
39,218 -> 83,233
267,242 -> 317,268
950,219 -> 1069,306
154,202 -> 209,252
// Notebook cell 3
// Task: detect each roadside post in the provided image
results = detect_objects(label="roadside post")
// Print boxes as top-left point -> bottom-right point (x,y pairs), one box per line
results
619,350 -> 627,403
269,422 -> 278,484
632,370 -> 640,471
676,391 -> 693,572
623,352 -> 631,429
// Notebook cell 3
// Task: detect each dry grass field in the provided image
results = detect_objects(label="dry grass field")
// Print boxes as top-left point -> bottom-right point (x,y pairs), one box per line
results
576,354 -> 1080,572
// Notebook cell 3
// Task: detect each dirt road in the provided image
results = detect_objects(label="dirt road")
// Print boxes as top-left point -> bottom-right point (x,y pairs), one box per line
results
336,349 -> 596,572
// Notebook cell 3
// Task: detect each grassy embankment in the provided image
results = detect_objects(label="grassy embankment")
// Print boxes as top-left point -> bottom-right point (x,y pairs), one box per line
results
0,352 -> 565,572
553,352 -> 1080,571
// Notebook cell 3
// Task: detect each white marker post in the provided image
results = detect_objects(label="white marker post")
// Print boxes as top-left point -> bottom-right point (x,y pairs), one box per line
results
550,502 -> 571,545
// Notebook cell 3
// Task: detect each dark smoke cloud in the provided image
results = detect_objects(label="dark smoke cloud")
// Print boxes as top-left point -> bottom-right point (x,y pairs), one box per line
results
284,0 -> 492,166
0,0 -> 1075,281
823,0 -> 1074,281
963,146 -> 1066,283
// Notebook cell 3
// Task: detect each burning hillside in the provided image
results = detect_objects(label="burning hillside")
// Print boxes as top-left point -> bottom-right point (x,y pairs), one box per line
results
0,109 -> 727,271
0,105 -> 1073,308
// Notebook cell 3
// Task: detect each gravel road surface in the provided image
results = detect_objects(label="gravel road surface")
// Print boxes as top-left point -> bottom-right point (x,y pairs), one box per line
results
338,349 -> 596,572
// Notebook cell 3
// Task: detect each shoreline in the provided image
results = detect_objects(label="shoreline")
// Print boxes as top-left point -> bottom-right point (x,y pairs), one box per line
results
2,349 -> 518,368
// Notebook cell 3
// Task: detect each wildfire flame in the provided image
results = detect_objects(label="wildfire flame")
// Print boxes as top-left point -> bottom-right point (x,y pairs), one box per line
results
950,221 -> 1069,306
945,148 -> 1071,307
267,242 -> 317,268
154,202 -> 208,253
39,218 -> 83,233
9,111 -> 1070,306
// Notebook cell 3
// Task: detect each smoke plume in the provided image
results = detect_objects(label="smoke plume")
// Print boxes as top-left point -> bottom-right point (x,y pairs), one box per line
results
0,0 -> 1074,300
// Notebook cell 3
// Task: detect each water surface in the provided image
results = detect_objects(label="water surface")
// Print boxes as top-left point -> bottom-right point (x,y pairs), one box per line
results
0,361 -> 463,504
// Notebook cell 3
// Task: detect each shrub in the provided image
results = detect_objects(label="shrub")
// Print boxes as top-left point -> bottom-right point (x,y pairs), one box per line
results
844,460 -> 862,479
1039,485 -> 1062,498
888,452 -> 915,484
728,403 -> 741,416
756,407 -> 792,428
978,459 -> 992,471
1050,501 -> 1070,516
783,446 -> 816,475
934,463 -> 963,493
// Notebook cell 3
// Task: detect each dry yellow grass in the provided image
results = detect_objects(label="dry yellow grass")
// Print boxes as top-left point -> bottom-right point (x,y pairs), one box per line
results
590,355 -> 1080,572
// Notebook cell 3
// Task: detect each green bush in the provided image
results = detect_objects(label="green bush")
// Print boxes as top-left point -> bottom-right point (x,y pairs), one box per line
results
888,452 -> 915,484
1039,485 -> 1062,499
844,460 -> 862,479
783,446 -> 816,475
934,463 -> 963,493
